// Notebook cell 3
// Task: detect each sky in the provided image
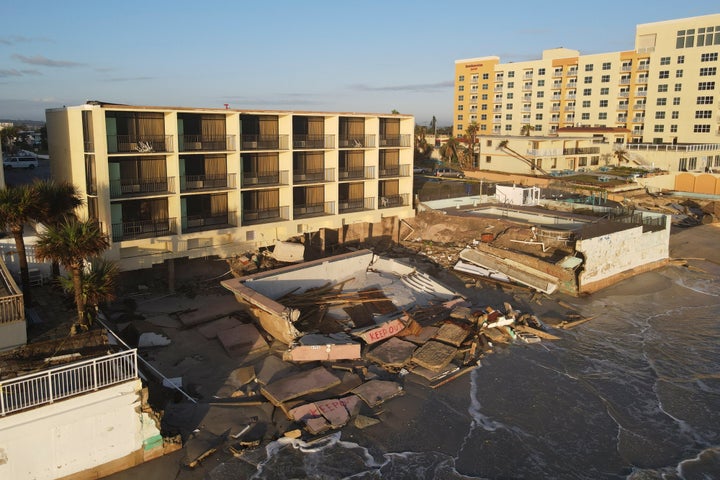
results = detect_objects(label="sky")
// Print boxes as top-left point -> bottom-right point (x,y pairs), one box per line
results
1,1 -> 718,126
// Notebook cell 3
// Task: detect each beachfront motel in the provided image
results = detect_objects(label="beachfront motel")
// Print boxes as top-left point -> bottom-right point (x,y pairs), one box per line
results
46,103 -> 415,270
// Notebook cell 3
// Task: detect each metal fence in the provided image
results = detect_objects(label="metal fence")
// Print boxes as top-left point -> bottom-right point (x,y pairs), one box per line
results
0,349 -> 138,416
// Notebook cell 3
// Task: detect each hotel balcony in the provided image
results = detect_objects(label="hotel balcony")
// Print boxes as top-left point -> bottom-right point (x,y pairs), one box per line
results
242,206 -> 290,225
631,117 -> 645,123
494,75 -> 504,82
293,134 -> 335,149
521,118 -> 531,124
339,197 -> 375,213
379,164 -> 411,178
523,72 -> 533,80
636,77 -> 649,84
620,78 -> 631,85
621,65 -> 633,71
617,116 -> 628,122
618,91 -> 630,98
181,211 -> 237,233
293,201 -> 335,219
637,64 -> 649,71
180,173 -> 236,192
567,68 -> 578,76
241,170 -> 289,188
112,218 -> 177,242
552,82 -> 562,89
107,135 -> 173,154
339,135 -> 376,148
636,91 -> 647,97
633,104 -> 646,110
552,70 -> 563,78
338,166 -> 374,180
379,134 -> 411,148
240,134 -> 289,151
563,147 -> 600,155
179,134 -> 236,152
618,104 -> 629,111
109,176 -> 175,198
494,85 -> 503,92
379,193 -> 410,209
293,168 -> 335,184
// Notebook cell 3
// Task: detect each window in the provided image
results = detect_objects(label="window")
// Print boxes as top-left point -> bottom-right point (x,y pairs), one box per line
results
481,94 -> 488,100
458,105 -> 464,110
536,102 -> 544,109
582,100 -> 591,108
578,157 -> 587,167
583,88 -> 592,95
458,85 -> 464,91
697,96 -> 714,104
584,76 -> 593,84
675,83 -> 682,91
458,95 -> 464,101
676,29 -> 695,48
677,55 -> 685,64
471,85 -> 478,93
480,124 -> 487,131
679,158 -> 687,170
458,75 -> 465,82
585,64 -> 594,71
698,27 -> 719,47
695,110 -> 712,118
504,124 -> 513,131
507,92 -> 514,99
658,84 -> 668,92
600,87 -> 609,95
659,71 -> 670,79
676,69 -> 683,78
693,125 -> 711,133
481,104 -> 488,110
701,52 -> 718,62
657,98 -> 667,106
655,112 -> 666,119
486,156 -> 491,163
538,68 -> 546,75
535,113 -> 543,120
471,74 -> 479,82
601,75 -> 610,83
654,125 -> 664,133
506,103 -> 513,110
602,62 -> 611,70
537,91 -> 544,98
673,97 -> 681,105
482,73 -> 489,80
689,157 -> 697,170
535,79 -> 543,87
508,71 -> 515,78
599,112 -> 607,120
534,124 -> 542,132
456,124 -> 463,131
480,114 -> 487,120
670,125 -> 678,133
581,113 -> 590,120
700,67 -> 717,76
698,82 -> 715,90
482,84 -> 489,90
660,57 -> 671,65
599,99 -> 608,107
457,115 -> 463,120
672,111 -> 679,119
505,114 -> 512,120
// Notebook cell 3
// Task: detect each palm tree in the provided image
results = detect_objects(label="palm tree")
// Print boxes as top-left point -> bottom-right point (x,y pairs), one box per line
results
520,124 -> 535,137
464,122 -> 479,168
57,259 -> 118,325
439,136 -> 464,165
35,218 -> 110,327
613,147 -> 629,165
497,140 -> 549,175
33,180 -> 83,277
0,185 -> 40,305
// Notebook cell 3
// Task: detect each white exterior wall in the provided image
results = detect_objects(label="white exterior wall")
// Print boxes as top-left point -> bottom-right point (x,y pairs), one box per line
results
0,379 -> 145,480
575,221 -> 670,287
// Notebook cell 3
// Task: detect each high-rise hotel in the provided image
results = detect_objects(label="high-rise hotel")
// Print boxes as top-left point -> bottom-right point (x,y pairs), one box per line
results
453,14 -> 720,145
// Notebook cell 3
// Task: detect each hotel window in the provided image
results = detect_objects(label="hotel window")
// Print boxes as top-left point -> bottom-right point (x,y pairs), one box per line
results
700,67 -> 717,76
483,73 -> 490,79
672,111 -> 679,119
657,98 -> 667,106
537,91 -> 544,98
471,74 -> 478,82
658,84 -> 668,92
601,75 -> 610,83
458,105 -> 464,110
659,71 -> 669,79
600,87 -> 609,95
697,96 -> 714,104
458,95 -> 464,101
599,112 -> 607,120
584,76 -> 593,84
538,79 -> 545,87
458,86 -> 465,92
693,125 -> 711,133
679,158 -> 687,170
482,94 -> 488,100
582,100 -> 591,107
675,83 -> 682,91
600,100 -> 608,107
581,113 -> 590,120
677,55 -> 685,64
660,57 -> 671,65
676,69 -> 683,78
505,114 -> 512,120
689,157 -> 697,170
480,124 -> 487,131
481,114 -> 487,120
506,103 -> 513,110
585,64 -> 594,71
507,92 -> 514,99
654,125 -> 664,133
482,84 -> 489,90
583,88 -> 592,95
602,62 -> 611,70
486,156 -> 492,163
673,97 -> 681,105
459,75 -> 465,81
655,112 -> 666,119
697,27 -> 719,47
701,52 -> 718,61
670,125 -> 678,133
481,104 -> 488,110
698,82 -> 715,90
471,85 -> 478,93
508,71 -> 515,78
695,110 -> 712,119
535,113 -> 543,120
536,102 -> 544,108
457,115 -> 463,120
538,68 -> 546,75
457,124 -> 462,131
504,124 -> 513,131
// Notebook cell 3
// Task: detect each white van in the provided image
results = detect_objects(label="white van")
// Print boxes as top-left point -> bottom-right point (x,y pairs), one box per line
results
3,155 -> 39,169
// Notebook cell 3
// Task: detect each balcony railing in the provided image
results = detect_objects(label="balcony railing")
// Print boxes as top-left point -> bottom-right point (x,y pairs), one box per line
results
180,173 -> 236,192
293,134 -> 335,149
339,135 -> 376,148
182,211 -> 237,233
293,201 -> 335,219
338,166 -> 374,180
339,197 -> 375,213
107,135 -> 173,154
293,168 -> 335,184
0,349 -> 137,417
379,134 -> 411,148
109,176 -> 175,198
240,134 -> 289,150
563,147 -> 600,155
241,170 -> 289,187
242,206 -> 290,225
379,164 -> 411,178
0,260 -> 23,325
379,193 -> 410,209
180,134 -> 236,152
633,104 -> 646,110
112,218 -> 176,242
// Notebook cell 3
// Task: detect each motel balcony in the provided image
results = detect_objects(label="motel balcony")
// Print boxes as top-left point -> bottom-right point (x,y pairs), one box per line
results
240,134 -> 289,151
107,135 -> 173,154
379,193 -> 410,209
180,173 -> 236,192
293,201 -> 335,219
241,170 -> 289,188
338,135 -> 376,148
242,206 -> 290,225
338,166 -> 375,180
379,164 -> 411,178
182,211 -> 237,233
109,176 -> 175,198
179,134 -> 236,152
111,218 -> 177,242
292,134 -> 335,149
379,134 -> 412,148
338,197 -> 375,213
293,168 -> 335,184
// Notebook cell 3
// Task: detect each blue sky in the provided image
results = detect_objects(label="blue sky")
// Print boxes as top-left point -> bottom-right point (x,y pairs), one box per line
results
1,1 -> 718,126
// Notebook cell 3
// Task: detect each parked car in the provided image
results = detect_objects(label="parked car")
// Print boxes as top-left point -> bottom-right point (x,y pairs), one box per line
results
433,167 -> 465,178
3,155 -> 38,169
413,166 -> 428,174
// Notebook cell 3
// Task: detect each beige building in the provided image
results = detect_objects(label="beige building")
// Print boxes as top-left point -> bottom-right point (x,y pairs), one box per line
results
454,14 -> 720,171
46,102 -> 415,270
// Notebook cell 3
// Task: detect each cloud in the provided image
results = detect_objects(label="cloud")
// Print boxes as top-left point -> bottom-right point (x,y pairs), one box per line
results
0,69 -> 23,78
105,76 -> 154,82
0,35 -> 49,46
350,81 -> 453,93
12,54 -> 84,68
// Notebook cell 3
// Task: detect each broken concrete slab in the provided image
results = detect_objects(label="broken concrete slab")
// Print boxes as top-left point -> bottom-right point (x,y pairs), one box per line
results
351,379 -> 403,408
177,295 -> 243,328
271,241 -> 306,263
411,340 -> 458,372
255,355 -> 299,386
196,316 -> 243,339
217,323 -> 269,359
409,363 -> 460,382
400,325 -> 440,345
434,322 -> 470,347
353,317 -> 406,344
354,414 -> 380,429
365,337 -> 416,369
227,366 -> 256,387
303,371 -> 363,403
282,333 -> 361,362
260,366 -> 341,406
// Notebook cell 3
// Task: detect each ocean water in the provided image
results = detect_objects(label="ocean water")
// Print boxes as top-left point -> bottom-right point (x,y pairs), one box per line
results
210,262 -> 720,480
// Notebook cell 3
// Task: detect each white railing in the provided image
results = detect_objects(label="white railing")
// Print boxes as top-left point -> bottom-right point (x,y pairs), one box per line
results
0,349 -> 138,416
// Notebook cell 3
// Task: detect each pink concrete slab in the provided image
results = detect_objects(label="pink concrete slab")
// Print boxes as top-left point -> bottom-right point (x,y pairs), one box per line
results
352,380 -> 404,407
315,398 -> 350,427
260,367 -> 342,406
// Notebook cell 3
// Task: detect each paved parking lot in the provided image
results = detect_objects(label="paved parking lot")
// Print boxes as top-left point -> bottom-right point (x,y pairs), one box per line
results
3,156 -> 50,187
